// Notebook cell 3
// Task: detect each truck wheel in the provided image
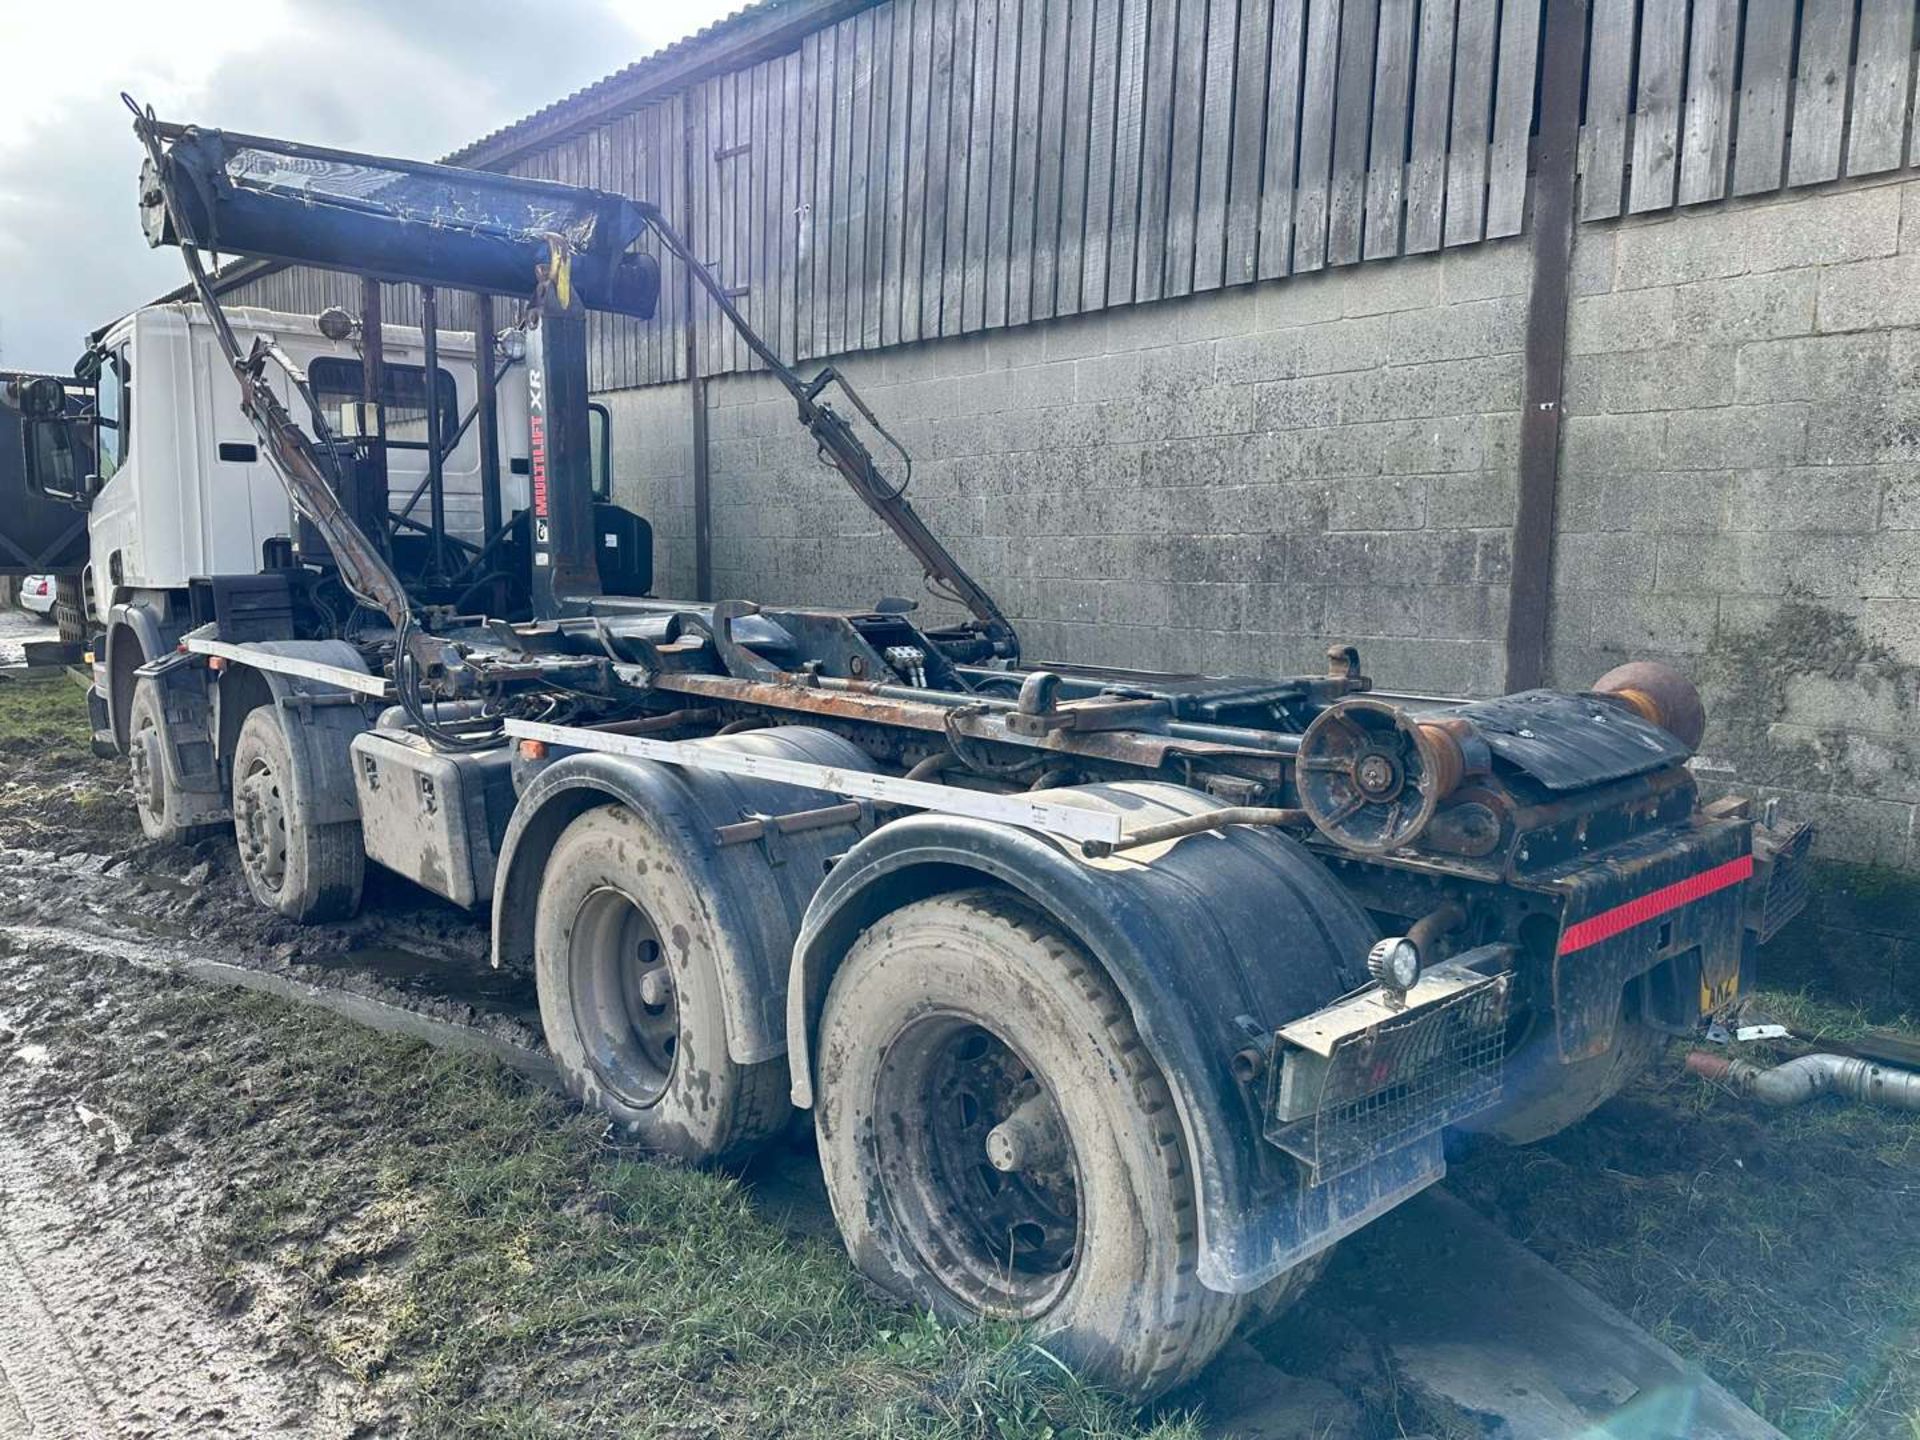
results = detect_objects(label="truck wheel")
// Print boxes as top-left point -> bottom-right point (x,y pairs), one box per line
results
533,804 -> 790,1165
127,678 -> 218,846
813,888 -> 1243,1399
231,706 -> 364,921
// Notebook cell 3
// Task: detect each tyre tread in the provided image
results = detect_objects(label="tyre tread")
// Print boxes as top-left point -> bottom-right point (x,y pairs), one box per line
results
904,887 -> 1236,1395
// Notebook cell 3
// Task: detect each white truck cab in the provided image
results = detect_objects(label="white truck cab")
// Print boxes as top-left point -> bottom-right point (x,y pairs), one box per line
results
83,303 -> 531,619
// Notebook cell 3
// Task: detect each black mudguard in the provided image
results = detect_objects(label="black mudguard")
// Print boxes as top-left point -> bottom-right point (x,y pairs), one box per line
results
787,780 -> 1439,1295
229,641 -> 376,827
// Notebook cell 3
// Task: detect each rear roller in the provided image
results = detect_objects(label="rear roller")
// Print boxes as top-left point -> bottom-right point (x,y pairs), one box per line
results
812,887 -> 1248,1398
532,804 -> 790,1165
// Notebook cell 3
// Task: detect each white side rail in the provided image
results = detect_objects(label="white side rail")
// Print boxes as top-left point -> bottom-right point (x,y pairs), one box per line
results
182,634 -> 394,699
506,717 -> 1126,847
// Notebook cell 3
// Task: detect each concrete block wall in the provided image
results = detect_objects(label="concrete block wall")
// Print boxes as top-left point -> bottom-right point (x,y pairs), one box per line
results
1549,174 -> 1920,1004
1550,176 -> 1920,854
671,238 -> 1530,697
602,381 -> 699,599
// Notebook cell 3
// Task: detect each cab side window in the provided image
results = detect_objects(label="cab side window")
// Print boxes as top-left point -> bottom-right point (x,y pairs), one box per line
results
95,347 -> 131,481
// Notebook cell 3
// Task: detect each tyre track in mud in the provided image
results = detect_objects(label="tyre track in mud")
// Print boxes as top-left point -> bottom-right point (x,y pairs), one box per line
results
0,694 -> 550,1438
0,933 -> 377,1438
0,914 -> 557,1090
0,1115 -> 302,1439
0,1204 -> 113,1440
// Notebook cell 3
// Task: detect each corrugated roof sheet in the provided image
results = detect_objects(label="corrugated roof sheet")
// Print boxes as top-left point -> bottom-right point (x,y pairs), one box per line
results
444,0 -> 845,168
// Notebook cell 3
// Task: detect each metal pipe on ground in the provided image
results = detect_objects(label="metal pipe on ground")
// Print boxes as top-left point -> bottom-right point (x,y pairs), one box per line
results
1685,1050 -> 1920,1111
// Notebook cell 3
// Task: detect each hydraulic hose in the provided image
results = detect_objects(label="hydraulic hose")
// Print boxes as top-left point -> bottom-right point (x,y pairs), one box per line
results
1685,1050 -> 1920,1111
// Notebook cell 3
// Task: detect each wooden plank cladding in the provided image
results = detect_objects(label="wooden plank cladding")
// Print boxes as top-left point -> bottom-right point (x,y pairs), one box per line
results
222,0 -> 1538,387
218,0 -> 1920,394
663,0 -> 1539,378
1584,0 -> 1920,221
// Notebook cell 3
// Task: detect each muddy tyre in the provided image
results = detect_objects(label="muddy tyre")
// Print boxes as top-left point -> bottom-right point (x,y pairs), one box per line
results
533,804 -> 790,1165
127,678 -> 218,846
1471,1016 -> 1667,1144
813,887 -> 1244,1399
231,706 -> 363,921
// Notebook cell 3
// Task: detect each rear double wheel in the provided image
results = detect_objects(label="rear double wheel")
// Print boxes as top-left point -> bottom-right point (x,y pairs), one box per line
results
532,804 -> 790,1165
812,888 -> 1248,1398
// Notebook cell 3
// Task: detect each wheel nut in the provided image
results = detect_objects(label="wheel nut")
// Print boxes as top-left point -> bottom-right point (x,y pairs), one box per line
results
638,967 -> 673,1008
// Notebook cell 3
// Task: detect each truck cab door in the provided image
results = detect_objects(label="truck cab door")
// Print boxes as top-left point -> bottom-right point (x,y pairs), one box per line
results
0,372 -> 94,577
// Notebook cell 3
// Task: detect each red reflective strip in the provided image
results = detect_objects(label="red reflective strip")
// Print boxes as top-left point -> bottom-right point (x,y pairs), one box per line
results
1557,853 -> 1754,956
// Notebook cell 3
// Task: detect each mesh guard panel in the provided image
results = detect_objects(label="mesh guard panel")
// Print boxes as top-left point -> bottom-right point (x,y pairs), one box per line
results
1267,971 -> 1510,1185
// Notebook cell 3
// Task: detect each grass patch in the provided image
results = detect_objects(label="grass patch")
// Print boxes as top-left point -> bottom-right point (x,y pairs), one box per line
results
59,956 -> 1198,1439
1447,989 -> 1920,1440
0,672 -> 91,753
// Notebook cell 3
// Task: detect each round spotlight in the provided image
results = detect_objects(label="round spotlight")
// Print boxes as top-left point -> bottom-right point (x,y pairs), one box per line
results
1367,936 -> 1422,995
316,306 -> 357,342
499,327 -> 528,362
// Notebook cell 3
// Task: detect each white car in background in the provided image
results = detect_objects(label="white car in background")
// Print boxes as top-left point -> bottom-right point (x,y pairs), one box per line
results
16,575 -> 56,620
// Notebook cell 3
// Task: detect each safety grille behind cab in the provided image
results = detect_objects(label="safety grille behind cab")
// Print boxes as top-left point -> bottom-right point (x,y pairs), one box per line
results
1266,972 -> 1510,1185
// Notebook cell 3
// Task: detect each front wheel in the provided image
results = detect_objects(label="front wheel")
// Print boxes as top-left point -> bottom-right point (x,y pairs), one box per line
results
128,678 -> 217,845
813,887 -> 1246,1399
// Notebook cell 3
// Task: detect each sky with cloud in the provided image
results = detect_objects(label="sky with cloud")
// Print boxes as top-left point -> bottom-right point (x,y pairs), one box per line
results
0,0 -> 741,372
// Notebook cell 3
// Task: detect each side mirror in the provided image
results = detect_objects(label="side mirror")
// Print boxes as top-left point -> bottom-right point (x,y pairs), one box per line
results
21,415 -> 87,506
19,376 -> 67,419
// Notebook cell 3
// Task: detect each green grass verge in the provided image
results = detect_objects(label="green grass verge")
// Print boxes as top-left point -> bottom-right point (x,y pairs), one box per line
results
0,671 -> 91,752
72,958 -> 1199,1440
1447,990 -> 1920,1440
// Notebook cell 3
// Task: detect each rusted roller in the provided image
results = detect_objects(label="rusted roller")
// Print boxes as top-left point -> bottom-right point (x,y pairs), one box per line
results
1591,660 -> 1706,751
1295,698 -> 1466,854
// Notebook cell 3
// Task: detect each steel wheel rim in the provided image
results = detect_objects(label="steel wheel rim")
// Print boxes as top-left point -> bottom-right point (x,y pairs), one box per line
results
129,713 -> 165,821
872,1014 -> 1081,1317
567,886 -> 679,1109
234,755 -> 287,891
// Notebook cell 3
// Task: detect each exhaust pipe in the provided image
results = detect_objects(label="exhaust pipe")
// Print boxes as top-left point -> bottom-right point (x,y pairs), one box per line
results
1685,1050 -> 1920,1111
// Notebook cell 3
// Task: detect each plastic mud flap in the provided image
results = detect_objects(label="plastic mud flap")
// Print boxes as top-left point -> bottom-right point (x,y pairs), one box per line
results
1527,817 -> 1752,1062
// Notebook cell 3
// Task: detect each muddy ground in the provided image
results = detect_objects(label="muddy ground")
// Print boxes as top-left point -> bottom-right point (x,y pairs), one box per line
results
0,618 -> 1915,1438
